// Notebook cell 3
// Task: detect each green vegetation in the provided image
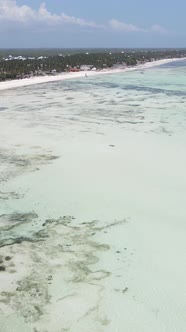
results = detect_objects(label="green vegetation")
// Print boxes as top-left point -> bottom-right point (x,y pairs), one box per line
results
0,48 -> 186,81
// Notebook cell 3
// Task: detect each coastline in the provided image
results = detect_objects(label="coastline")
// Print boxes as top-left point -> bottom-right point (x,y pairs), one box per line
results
0,57 -> 185,91
0,59 -> 186,332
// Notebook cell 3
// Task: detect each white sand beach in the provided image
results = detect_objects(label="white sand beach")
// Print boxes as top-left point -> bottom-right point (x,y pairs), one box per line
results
0,57 -> 184,91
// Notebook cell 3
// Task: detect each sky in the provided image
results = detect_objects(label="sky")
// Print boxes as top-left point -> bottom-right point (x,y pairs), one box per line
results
0,0 -> 185,48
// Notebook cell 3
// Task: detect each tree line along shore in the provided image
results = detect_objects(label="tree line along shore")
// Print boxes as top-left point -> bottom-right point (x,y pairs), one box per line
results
0,49 -> 186,81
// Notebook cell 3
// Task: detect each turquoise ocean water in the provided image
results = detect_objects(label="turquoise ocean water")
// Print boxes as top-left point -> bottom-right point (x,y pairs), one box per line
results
0,60 -> 186,332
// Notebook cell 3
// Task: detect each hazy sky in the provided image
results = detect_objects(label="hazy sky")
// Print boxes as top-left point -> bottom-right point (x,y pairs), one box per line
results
0,0 -> 185,48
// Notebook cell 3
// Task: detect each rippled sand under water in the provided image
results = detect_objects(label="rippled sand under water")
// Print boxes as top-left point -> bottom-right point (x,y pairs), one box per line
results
0,63 -> 186,331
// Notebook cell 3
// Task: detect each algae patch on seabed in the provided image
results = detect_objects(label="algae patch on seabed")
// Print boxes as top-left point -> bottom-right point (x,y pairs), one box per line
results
0,149 -> 59,183
0,212 -> 38,231
0,212 -> 44,248
0,191 -> 22,201
0,215 -> 126,330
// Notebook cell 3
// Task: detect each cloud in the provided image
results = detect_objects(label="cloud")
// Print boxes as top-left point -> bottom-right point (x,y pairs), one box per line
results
109,19 -> 147,32
0,0 -> 34,23
151,24 -> 167,34
0,1 -> 168,35
109,19 -> 168,35
0,0 -> 102,28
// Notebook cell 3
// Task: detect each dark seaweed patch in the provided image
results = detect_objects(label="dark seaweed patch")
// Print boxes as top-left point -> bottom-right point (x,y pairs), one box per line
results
0,107 -> 8,112
0,149 -> 59,182
0,212 -> 39,247
0,191 -> 22,200
0,212 -> 38,229
0,215 -> 128,327
0,265 -> 5,271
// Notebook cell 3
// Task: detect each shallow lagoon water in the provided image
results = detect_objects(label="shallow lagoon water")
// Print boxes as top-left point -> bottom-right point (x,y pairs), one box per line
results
0,62 -> 186,331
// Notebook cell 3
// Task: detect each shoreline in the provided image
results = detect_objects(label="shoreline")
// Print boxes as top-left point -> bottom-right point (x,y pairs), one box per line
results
0,60 -> 186,332
0,57 -> 185,91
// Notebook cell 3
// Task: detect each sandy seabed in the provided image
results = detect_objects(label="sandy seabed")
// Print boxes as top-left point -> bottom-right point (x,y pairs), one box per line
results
0,57 -> 186,332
